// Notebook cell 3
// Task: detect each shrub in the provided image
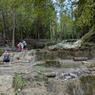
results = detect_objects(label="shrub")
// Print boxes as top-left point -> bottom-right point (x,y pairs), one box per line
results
13,74 -> 27,91
0,48 -> 3,56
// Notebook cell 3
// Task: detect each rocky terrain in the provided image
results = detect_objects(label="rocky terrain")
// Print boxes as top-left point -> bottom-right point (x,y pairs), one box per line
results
0,49 -> 95,95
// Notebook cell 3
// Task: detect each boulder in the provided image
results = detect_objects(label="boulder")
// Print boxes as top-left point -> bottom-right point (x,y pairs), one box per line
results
73,57 -> 88,61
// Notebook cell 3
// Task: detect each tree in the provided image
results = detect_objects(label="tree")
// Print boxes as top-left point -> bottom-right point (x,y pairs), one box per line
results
0,0 -> 57,47
74,0 -> 95,36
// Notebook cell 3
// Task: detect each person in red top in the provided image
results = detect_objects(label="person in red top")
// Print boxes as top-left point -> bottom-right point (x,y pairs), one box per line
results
17,42 -> 24,52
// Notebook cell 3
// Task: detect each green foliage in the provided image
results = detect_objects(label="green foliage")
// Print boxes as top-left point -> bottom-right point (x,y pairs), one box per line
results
13,74 -> 27,91
0,0 -> 57,40
81,29 -> 95,43
2,0 -> 94,41
75,0 -> 95,37
58,13 -> 75,39
0,0 -> 79,41
80,75 -> 95,95
0,49 -> 3,56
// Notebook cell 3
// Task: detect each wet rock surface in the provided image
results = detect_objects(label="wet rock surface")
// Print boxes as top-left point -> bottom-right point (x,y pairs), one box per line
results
36,48 -> 95,60
0,49 -> 95,95
0,75 -> 14,95
48,39 -> 82,49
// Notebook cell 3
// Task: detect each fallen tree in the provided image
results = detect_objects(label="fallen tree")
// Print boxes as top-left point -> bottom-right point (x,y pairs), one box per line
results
81,28 -> 95,44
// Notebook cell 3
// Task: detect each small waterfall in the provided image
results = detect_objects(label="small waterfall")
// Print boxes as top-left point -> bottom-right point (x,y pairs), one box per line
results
11,50 -> 36,64
48,39 -> 82,49
73,40 -> 82,48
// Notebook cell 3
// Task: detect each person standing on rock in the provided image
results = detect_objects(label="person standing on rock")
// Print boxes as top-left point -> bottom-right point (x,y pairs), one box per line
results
17,41 -> 24,52
22,40 -> 27,50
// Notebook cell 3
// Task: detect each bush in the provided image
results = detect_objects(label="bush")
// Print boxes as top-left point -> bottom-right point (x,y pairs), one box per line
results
0,48 -> 3,56
80,75 -> 95,95
13,74 -> 27,91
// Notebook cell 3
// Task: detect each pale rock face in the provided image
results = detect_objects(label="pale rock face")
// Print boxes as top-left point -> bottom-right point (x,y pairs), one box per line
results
0,49 -> 94,95
20,87 -> 48,95
48,39 -> 81,49
0,75 -> 15,95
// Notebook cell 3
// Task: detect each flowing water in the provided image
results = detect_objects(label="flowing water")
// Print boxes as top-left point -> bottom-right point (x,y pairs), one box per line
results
0,49 -> 95,95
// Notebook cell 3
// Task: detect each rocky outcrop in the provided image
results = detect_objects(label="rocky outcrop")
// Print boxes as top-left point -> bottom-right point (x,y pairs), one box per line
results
36,48 -> 94,60
48,39 -> 81,49
0,75 -> 15,95
0,50 -> 95,95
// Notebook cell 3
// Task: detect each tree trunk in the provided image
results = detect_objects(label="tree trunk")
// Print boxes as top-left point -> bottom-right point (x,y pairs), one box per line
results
1,10 -> 6,39
12,10 -> 16,48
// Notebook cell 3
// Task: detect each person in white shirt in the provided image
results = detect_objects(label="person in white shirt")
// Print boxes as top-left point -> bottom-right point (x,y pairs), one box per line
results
22,40 -> 27,50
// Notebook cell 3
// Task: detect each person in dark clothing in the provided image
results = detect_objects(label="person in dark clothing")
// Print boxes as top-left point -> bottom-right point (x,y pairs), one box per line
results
3,50 -> 10,63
